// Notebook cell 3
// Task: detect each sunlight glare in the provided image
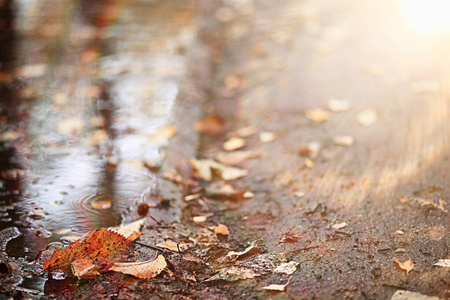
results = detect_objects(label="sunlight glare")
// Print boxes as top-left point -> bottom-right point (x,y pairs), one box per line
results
399,0 -> 450,35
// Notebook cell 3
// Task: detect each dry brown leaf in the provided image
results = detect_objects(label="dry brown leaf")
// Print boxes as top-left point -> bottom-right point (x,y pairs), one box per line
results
223,137 -> 246,151
273,262 -> 298,275
110,255 -> 167,279
193,216 -> 208,223
393,257 -> 414,274
357,109 -> 377,126
262,276 -> 292,291
327,99 -> 351,112
333,135 -> 354,146
190,159 -> 248,181
305,109 -> 330,123
194,115 -> 225,135
156,240 -> 188,252
303,158 -> 314,169
215,224 -> 230,239
225,241 -> 258,261
44,228 -> 134,274
391,290 -> 439,300
215,150 -> 260,165
398,196 -> 447,213
71,258 -> 101,278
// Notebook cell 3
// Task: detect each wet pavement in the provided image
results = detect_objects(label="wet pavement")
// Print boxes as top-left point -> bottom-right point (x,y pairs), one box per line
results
0,0 -> 449,299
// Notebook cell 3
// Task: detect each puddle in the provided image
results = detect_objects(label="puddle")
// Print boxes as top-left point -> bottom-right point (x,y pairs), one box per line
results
0,0 -> 198,294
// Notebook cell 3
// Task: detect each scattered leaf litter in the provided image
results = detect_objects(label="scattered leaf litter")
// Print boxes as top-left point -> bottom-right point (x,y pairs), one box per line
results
399,196 -> 447,213
156,240 -> 188,252
215,224 -> 230,239
223,137 -> 246,151
109,218 -> 145,238
215,150 -> 260,165
190,159 -> 248,181
225,241 -> 259,261
110,255 -> 167,279
273,261 -> 299,275
391,290 -> 439,300
332,222 -> 347,230
433,259 -> 450,267
327,99 -> 351,112
305,109 -> 330,122
333,135 -> 354,146
262,276 -> 292,291
392,257 -> 414,275
259,131 -> 278,143
357,109 -> 377,126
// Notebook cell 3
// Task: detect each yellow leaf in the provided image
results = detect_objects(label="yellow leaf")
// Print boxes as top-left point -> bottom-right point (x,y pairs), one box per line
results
392,257 -> 414,274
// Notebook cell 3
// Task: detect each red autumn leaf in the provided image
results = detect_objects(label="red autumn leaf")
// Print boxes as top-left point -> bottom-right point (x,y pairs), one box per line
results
43,228 -> 135,274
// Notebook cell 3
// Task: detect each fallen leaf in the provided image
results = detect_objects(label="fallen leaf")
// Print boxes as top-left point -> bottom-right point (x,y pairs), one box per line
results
193,216 -> 208,223
215,224 -> 230,240
223,137 -> 246,151
44,228 -> 135,274
273,262 -> 299,275
398,196 -> 447,213
190,159 -> 248,181
392,257 -> 414,275
110,255 -> 167,279
298,141 -> 321,158
305,109 -> 330,123
194,115 -> 225,136
357,109 -> 377,126
333,135 -> 354,146
391,290 -> 439,300
71,258 -> 101,278
109,218 -> 145,239
303,158 -> 314,169
156,240 -> 188,252
90,200 -> 112,209
259,131 -> 278,143
215,150 -> 260,165
433,259 -> 450,267
410,81 -> 440,94
225,241 -> 258,261
262,276 -> 292,291
332,222 -> 347,230
395,248 -> 407,253
327,99 -> 351,112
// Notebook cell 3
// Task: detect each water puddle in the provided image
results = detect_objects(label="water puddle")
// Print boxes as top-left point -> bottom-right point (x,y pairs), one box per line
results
0,0 -> 198,294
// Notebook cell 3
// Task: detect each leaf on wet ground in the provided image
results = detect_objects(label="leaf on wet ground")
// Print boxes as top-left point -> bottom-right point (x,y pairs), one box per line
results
305,109 -> 330,122
433,259 -> 450,267
262,276 -> 292,291
399,196 -> 447,213
332,135 -> 354,146
298,141 -> 321,158
191,159 -> 248,181
273,261 -> 299,275
392,257 -> 414,275
327,99 -> 351,112
357,109 -> 377,126
259,131 -> 278,143
223,137 -> 246,151
71,258 -> 101,278
109,218 -> 145,239
206,253 -> 277,282
391,290 -> 439,300
194,115 -> 225,136
224,241 -> 259,261
215,150 -> 260,165
215,224 -> 230,240
156,240 -> 188,252
110,255 -> 167,279
43,228 -> 135,276
332,222 -> 347,230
